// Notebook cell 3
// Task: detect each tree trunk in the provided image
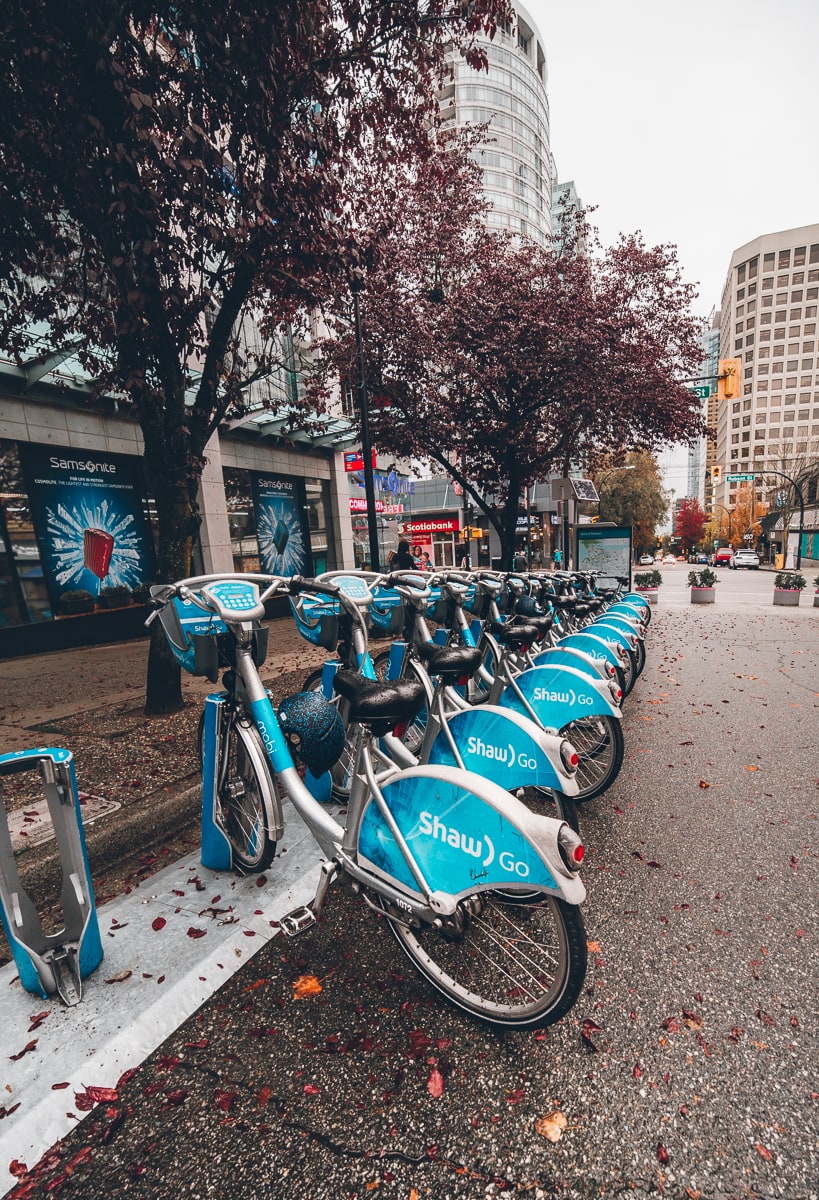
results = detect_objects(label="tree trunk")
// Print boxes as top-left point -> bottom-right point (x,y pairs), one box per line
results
143,461 -> 202,716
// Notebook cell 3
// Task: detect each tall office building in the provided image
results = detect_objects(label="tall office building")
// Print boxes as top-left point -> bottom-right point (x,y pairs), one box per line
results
716,225 -> 819,516
438,3 -> 552,245
689,307 -> 720,506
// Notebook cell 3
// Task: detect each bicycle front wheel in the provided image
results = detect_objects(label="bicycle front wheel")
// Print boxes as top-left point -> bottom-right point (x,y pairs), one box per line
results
387,892 -> 587,1030
561,713 -> 624,801
198,710 -> 278,872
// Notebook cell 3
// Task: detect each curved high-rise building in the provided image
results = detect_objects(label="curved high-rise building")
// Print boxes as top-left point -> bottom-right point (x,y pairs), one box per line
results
439,2 -> 552,244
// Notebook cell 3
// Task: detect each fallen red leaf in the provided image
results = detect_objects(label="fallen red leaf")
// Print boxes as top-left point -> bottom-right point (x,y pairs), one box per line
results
303,1084 -> 320,1096
698,780 -> 711,789
186,927 -> 207,939
256,1085 -> 272,1108
214,1090 -> 236,1111
85,1086 -> 119,1104
151,917 -> 167,931
27,1011 -> 51,1032
9,1039 -> 38,1062
656,1142 -> 670,1164
754,1142 -> 774,1162
427,1068 -> 445,1099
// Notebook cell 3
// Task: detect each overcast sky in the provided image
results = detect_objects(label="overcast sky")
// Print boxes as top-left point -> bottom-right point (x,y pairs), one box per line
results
526,0 -> 818,319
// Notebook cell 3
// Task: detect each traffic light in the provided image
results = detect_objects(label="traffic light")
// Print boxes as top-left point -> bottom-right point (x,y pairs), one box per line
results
717,359 -> 741,401
711,465 -> 722,484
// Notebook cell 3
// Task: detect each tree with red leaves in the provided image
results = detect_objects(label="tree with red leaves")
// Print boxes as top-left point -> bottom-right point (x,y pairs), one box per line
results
311,204 -> 707,566
0,0 -> 509,711
675,497 -> 708,553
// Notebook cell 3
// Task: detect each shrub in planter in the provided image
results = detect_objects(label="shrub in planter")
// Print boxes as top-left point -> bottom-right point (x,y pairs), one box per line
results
633,570 -> 662,589
687,567 -> 718,588
97,584 -> 132,609
687,566 -> 717,604
773,571 -> 806,607
58,588 -> 96,615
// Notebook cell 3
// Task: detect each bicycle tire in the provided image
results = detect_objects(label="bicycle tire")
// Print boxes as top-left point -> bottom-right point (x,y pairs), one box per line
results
519,786 -> 581,835
633,636 -> 646,677
386,891 -> 587,1029
560,713 -> 624,802
197,709 -> 278,872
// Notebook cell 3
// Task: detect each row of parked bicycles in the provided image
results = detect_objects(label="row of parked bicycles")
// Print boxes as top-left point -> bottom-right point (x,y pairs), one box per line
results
148,566 -> 650,1032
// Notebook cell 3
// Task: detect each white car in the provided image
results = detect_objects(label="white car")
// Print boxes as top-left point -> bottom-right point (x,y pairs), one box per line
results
663,554 -> 677,564
638,554 -> 654,565
730,548 -> 760,569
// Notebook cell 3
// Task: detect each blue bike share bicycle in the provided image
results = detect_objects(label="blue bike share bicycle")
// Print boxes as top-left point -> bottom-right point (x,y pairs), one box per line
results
148,573 -> 588,1029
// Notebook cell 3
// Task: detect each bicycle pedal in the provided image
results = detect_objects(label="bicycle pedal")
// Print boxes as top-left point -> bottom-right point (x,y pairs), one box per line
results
279,905 -> 317,937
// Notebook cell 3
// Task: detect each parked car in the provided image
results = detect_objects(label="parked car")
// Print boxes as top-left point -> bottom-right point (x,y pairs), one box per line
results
663,554 -> 677,564
713,547 -> 734,567
638,554 -> 654,565
730,548 -> 760,570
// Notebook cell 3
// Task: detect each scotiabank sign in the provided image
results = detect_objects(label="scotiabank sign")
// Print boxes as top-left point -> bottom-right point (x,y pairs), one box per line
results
398,517 -> 460,535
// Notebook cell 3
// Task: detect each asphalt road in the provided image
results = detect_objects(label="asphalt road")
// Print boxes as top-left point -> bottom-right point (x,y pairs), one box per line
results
3,574 -> 818,1200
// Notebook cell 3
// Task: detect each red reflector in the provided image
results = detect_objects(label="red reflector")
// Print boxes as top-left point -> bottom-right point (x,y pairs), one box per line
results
573,844 -> 585,864
569,751 -> 579,767
456,674 -> 471,686
393,720 -> 409,739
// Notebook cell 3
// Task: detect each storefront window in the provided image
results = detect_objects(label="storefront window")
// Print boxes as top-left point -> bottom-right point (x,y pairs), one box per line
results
224,467 -> 336,576
0,440 -> 47,625
0,438 -> 158,627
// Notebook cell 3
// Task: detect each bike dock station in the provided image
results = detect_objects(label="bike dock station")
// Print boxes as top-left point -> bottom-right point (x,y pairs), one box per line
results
0,748 -> 102,1006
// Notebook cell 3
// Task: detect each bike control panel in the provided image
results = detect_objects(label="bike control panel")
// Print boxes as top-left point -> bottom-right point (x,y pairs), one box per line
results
202,580 -> 265,621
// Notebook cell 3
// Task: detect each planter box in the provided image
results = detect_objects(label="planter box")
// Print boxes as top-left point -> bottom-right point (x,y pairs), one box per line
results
773,589 -> 801,607
635,588 -> 658,606
690,587 -> 715,604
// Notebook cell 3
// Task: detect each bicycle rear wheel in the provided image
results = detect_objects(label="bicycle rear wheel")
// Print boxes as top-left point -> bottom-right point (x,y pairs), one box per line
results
198,709 -> 278,872
386,891 -> 587,1030
560,713 -> 624,801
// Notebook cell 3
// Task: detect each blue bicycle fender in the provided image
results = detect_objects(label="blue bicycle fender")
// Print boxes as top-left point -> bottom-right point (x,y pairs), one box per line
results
553,632 -> 623,673
357,764 -> 585,903
427,705 -> 579,794
593,613 -> 644,640
620,592 -> 651,611
606,602 -> 647,625
589,622 -> 639,654
498,663 -> 621,729
531,645 -> 609,682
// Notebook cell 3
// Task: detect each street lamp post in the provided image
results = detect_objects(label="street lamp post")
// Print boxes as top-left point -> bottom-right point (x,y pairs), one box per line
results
350,281 -> 380,572
711,502 -> 733,544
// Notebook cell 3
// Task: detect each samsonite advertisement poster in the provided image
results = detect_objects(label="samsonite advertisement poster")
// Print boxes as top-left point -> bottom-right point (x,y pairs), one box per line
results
250,471 -> 313,576
20,444 -> 155,606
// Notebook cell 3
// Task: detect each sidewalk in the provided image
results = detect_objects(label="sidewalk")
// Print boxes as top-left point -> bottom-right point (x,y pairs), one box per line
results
0,598 -> 817,1199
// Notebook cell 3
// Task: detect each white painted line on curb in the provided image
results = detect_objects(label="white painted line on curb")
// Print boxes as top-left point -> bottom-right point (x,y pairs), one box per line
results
0,800 -> 326,1193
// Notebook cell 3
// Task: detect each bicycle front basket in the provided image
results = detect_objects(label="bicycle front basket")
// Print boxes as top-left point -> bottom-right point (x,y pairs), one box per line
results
152,590 -> 227,677
369,585 -> 405,636
289,594 -> 340,650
